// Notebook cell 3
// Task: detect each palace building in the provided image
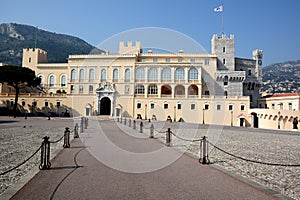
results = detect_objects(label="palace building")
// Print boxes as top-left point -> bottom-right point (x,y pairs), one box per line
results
1,33 -> 264,126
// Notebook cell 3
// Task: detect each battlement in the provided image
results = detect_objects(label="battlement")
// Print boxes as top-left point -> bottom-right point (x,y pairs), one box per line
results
22,48 -> 47,68
118,41 -> 142,54
252,49 -> 263,59
212,34 -> 234,40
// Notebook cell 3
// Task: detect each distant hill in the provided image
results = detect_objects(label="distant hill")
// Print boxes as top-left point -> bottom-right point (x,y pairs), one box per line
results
0,23 -> 103,66
261,60 -> 300,93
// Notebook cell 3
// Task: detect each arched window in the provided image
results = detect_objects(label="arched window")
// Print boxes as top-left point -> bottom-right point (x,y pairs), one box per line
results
175,85 -> 185,96
148,68 -> 158,81
89,69 -> 95,82
135,68 -> 145,81
135,85 -> 145,94
224,75 -> 228,86
61,75 -> 66,87
79,69 -> 85,82
125,69 -> 130,82
71,69 -> 76,82
49,75 -> 55,87
148,84 -> 158,94
161,67 -> 171,81
175,67 -> 184,80
101,69 -> 107,81
188,67 -> 198,80
113,69 -> 119,81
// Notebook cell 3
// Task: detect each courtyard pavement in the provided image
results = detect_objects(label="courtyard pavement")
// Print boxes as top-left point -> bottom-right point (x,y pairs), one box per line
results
7,118 -> 282,200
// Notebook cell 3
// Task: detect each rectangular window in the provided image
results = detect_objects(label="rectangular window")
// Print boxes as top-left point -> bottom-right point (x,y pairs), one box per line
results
288,103 -> 292,110
223,59 -> 226,64
204,59 -> 210,65
177,103 -> 182,110
241,105 -> 245,111
229,105 -> 233,110
79,85 -> 83,93
265,104 -> 268,108
89,85 -> 93,93
150,103 -> 155,109
190,58 -> 196,63
223,47 -> 226,53
279,103 -> 283,110
153,58 -> 158,63
125,85 -> 130,94
137,103 -> 141,109
141,58 -> 146,62
45,101 -> 49,107
217,104 -> 221,110
248,69 -> 252,76
164,103 -> 169,109
32,102 -> 37,107
56,101 -> 61,107
204,104 -> 209,110
178,58 -> 183,63
272,104 -> 275,109
22,101 -> 26,106
190,103 -> 196,110
71,85 -> 75,91
165,58 -> 170,63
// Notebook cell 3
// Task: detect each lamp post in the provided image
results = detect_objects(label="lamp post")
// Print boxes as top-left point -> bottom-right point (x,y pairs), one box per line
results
174,106 -> 176,122
145,104 -> 147,120
231,111 -> 233,126
202,108 -> 205,125
278,111 -> 280,129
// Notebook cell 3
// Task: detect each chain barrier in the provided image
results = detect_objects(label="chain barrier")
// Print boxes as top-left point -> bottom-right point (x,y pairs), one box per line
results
207,141 -> 300,167
170,130 -> 203,142
0,144 -> 42,176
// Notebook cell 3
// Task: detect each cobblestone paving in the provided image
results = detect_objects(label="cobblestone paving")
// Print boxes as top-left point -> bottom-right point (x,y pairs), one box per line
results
142,121 -> 300,200
0,117 -> 75,195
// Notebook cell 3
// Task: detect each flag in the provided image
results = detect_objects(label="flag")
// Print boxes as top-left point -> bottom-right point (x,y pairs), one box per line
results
214,5 -> 223,12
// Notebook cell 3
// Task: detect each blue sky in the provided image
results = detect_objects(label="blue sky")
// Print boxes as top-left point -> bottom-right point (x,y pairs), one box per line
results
1,0 -> 300,66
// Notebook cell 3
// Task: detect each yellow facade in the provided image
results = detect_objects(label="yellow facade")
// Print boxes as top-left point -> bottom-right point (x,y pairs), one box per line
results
0,35 -> 257,127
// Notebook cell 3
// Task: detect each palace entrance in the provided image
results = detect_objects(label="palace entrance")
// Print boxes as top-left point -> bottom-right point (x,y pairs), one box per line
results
100,97 -> 111,115
96,82 -> 115,116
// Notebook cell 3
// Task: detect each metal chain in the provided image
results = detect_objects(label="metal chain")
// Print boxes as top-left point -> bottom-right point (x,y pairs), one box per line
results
207,141 -> 300,167
0,144 -> 42,176
170,131 -> 203,142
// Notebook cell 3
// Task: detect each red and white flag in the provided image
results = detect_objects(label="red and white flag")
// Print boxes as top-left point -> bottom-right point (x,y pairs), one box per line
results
214,5 -> 223,12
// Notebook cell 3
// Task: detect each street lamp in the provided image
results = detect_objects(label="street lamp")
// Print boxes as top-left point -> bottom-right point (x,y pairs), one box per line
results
278,111 -> 280,129
145,104 -> 147,120
174,106 -> 176,122
231,111 -> 233,126
202,108 -> 205,125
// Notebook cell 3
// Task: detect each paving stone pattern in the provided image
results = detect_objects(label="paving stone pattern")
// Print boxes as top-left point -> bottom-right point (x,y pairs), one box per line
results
0,117 -> 74,196
142,121 -> 300,200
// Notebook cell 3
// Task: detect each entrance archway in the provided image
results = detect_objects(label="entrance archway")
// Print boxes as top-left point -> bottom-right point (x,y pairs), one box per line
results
251,113 -> 259,128
100,97 -> 111,115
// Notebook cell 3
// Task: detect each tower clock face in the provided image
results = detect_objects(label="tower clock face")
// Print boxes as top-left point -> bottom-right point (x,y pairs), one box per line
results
258,60 -> 262,65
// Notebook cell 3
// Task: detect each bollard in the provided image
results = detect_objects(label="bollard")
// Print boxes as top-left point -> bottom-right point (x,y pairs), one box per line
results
74,123 -> 79,138
120,116 -> 122,123
85,118 -> 88,129
128,119 -> 131,127
148,119 -> 151,123
80,117 -> 84,133
150,124 -> 154,138
63,127 -> 70,148
140,121 -> 143,133
166,128 -> 171,147
133,120 -> 136,130
40,136 -> 51,169
200,136 -> 209,164
124,117 -> 126,125
117,117 -> 119,122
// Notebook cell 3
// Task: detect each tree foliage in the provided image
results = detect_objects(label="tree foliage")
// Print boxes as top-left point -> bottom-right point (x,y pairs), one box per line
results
0,65 -> 41,117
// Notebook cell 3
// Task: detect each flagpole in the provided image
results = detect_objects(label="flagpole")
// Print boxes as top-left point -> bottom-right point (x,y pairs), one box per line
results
221,4 -> 224,35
